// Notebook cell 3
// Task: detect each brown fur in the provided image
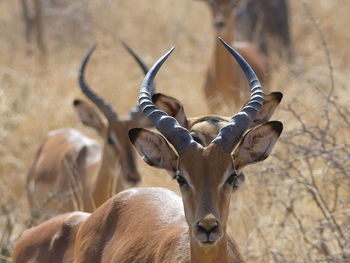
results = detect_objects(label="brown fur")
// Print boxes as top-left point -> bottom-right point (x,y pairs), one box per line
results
73,187 -> 244,263
27,98 -> 149,217
27,129 -> 101,215
12,212 -> 89,263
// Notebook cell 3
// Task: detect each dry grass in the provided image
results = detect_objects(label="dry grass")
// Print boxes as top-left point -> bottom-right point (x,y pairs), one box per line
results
1,0 -> 350,262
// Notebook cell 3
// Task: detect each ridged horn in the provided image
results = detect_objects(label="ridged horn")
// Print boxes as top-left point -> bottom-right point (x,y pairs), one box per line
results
212,38 -> 264,152
138,47 -> 195,154
78,43 -> 118,123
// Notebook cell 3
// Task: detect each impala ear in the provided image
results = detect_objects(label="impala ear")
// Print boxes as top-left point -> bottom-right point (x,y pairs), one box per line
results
73,99 -> 107,136
233,121 -> 283,170
129,128 -> 178,173
250,92 -> 283,128
152,93 -> 189,129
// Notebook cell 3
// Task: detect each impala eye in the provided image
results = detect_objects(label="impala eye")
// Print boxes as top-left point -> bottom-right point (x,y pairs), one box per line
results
190,132 -> 204,146
192,136 -> 203,145
174,172 -> 188,187
107,134 -> 114,145
226,173 -> 238,186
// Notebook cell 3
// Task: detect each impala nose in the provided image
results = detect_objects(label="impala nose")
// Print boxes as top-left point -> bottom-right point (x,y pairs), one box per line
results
197,214 -> 219,238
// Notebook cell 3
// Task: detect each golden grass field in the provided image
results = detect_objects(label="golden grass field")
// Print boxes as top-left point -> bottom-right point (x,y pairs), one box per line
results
1,0 -> 350,262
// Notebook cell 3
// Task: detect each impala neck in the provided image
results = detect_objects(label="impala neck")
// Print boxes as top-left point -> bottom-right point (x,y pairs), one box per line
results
92,145 -> 116,208
213,13 -> 236,90
190,234 -> 230,263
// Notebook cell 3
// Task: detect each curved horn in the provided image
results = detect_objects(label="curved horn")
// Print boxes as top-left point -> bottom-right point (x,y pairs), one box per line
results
121,41 -> 156,120
212,38 -> 264,152
139,47 -> 195,154
121,41 -> 149,75
79,43 -> 118,123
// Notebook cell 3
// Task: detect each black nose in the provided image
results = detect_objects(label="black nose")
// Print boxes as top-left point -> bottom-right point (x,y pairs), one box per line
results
197,218 -> 218,236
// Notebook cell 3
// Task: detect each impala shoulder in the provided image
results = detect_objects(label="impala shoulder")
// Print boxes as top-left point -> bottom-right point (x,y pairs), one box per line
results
13,212 -> 89,262
48,128 -> 99,147
50,212 -> 90,243
60,211 -> 90,229
113,187 -> 183,209
106,187 -> 184,223
47,128 -> 76,137
113,187 -> 181,200
62,128 -> 102,164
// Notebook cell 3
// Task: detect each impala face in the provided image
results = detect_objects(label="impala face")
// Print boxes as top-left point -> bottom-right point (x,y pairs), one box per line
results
177,144 -> 237,246
76,43 -> 151,189
107,121 -> 140,185
73,100 -> 140,185
197,0 -> 242,32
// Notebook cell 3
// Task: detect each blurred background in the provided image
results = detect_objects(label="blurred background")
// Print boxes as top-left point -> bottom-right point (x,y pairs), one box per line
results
0,0 -> 349,262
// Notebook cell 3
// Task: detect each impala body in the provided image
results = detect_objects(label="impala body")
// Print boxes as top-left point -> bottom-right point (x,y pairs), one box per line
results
14,40 -> 283,263
26,43 -> 152,216
26,128 -> 102,214
195,0 -> 270,110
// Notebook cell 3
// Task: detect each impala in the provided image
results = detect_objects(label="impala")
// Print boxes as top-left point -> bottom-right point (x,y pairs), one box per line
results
13,39 -> 283,263
194,0 -> 270,110
26,43 -> 152,216
20,0 -> 46,54
236,0 -> 293,60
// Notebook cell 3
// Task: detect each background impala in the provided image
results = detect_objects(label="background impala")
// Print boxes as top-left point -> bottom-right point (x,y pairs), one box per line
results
193,0 -> 270,110
26,43 -> 152,219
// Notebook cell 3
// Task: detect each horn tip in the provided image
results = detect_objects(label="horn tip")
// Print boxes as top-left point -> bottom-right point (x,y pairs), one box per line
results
168,46 -> 175,55
218,37 -> 228,47
160,47 -> 175,61
89,42 -> 98,52
120,40 -> 130,50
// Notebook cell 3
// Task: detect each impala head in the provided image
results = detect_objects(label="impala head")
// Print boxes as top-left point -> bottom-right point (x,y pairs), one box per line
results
195,0 -> 241,32
74,43 -> 151,186
129,39 -> 283,247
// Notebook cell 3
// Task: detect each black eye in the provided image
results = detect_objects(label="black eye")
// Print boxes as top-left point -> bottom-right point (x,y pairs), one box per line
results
174,173 -> 188,187
190,132 -> 204,146
107,134 -> 114,145
226,173 -> 238,186
193,136 -> 202,144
